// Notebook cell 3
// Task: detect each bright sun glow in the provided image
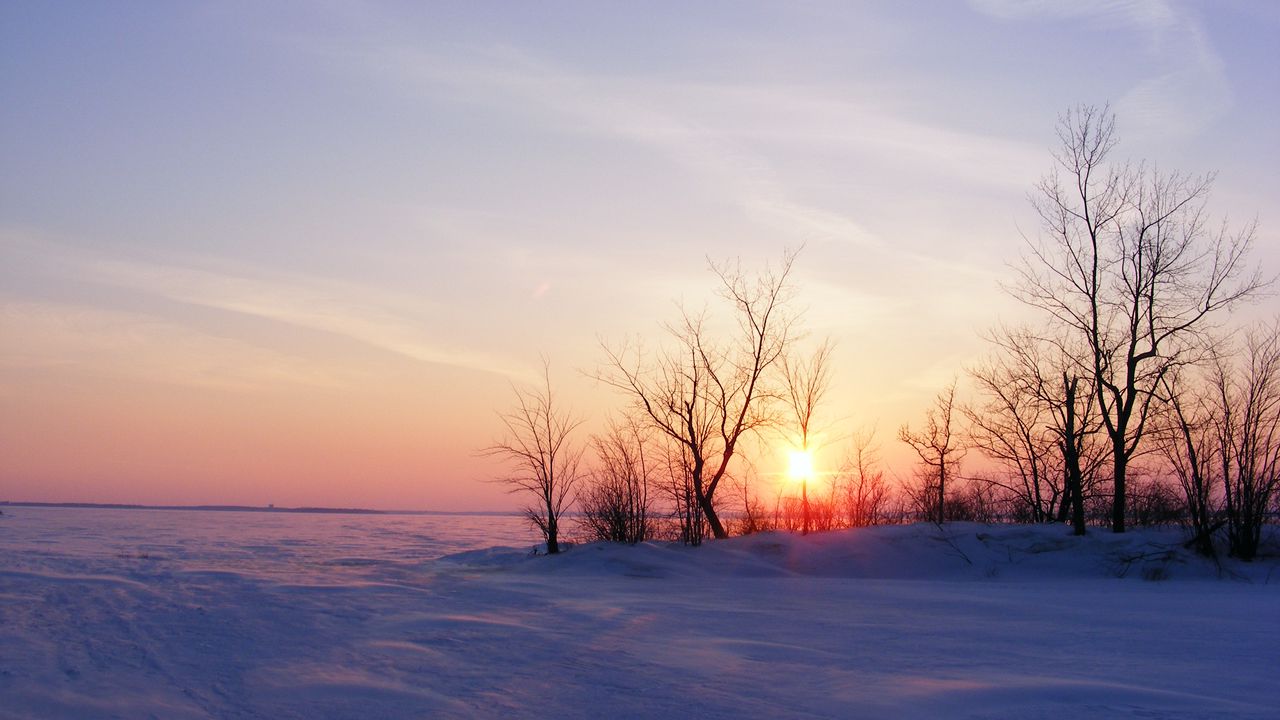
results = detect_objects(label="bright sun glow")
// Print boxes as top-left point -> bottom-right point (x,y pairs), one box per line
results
787,450 -> 815,482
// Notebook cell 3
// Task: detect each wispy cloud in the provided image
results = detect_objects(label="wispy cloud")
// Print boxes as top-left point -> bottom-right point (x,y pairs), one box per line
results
1,301 -> 348,392
1116,21 -> 1229,140
97,262 -> 529,381
969,0 -> 1176,27
970,0 -> 1231,140
2,233 -> 531,382
337,41 -> 1041,283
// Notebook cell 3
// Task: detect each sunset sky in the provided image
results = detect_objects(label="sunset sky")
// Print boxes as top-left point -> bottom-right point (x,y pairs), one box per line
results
3,1 -> 1277,510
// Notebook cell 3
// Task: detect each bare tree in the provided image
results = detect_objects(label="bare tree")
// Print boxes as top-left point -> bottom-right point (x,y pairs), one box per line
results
599,251 -> 799,542
1156,367 -> 1220,556
966,337 -> 1060,523
729,461 -> 775,536
1054,368 -> 1108,535
1214,323 -> 1280,560
969,326 -> 1104,534
482,362 -> 584,554
663,442 -> 707,545
899,380 -> 966,524
1011,104 -> 1266,532
781,339 -> 834,534
839,428 -> 891,527
580,417 -> 655,544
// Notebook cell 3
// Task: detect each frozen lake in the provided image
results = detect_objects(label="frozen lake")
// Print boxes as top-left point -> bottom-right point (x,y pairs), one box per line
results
0,507 -> 540,583
2,507 -> 1277,719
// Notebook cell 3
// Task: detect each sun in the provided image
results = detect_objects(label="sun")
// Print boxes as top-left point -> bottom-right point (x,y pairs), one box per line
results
787,450 -> 815,483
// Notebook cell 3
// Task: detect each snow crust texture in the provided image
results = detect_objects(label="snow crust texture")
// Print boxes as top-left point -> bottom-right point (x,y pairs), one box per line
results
1,508 -> 1277,719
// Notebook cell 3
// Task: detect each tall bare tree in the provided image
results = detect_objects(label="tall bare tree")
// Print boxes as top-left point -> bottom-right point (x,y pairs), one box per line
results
599,251 -> 798,542
781,339 -> 834,534
899,380 -> 966,524
482,362 -> 584,554
1011,104 -> 1265,532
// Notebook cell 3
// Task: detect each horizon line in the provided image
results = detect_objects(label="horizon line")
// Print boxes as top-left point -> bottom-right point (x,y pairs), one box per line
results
0,500 -> 519,517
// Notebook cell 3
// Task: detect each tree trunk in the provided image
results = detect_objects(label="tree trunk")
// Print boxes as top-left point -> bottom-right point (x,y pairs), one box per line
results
546,512 -> 560,554
1069,476 -> 1086,536
1058,443 -> 1086,535
1066,458 -> 1086,536
1063,375 -> 1087,535
1055,468 -> 1071,524
937,465 -> 946,524
700,493 -> 727,539
1111,438 -> 1126,533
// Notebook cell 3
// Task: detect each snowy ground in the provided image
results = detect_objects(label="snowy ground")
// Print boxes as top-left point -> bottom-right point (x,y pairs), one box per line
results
1,508 -> 1278,719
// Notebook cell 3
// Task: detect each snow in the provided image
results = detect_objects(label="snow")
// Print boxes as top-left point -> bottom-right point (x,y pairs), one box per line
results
2,508 -> 1278,719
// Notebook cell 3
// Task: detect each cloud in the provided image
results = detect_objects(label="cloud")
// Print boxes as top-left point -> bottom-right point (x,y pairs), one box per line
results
1115,21 -> 1230,140
1,234 -> 532,382
96,259 -> 528,380
968,0 -> 1175,27
340,43 -> 1044,249
0,301 -> 349,392
970,0 -> 1231,140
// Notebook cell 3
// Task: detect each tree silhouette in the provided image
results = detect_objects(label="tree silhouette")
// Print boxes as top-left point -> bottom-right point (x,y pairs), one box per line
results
483,362 -> 584,554
900,380 -> 966,524
1011,104 -> 1265,532
599,251 -> 798,542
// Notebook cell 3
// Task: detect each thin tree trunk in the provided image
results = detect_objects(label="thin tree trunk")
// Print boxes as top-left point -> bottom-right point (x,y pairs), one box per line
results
1055,466 -> 1071,524
1111,437 -> 1126,533
802,480 -> 810,535
937,464 -> 946,524
1064,375 -> 1087,535
1066,456 -> 1086,535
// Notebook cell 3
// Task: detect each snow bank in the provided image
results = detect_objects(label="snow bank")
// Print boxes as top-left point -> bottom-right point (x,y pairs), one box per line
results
455,522 -> 1280,584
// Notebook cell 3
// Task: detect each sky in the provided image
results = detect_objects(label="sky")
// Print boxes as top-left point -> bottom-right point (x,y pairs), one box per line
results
2,1 -> 1277,511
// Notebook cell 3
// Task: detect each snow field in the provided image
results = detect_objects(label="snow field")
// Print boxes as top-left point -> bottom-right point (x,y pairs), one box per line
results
1,508 -> 1277,719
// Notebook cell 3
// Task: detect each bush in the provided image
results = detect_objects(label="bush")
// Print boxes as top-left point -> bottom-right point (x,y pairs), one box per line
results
1127,478 -> 1183,527
579,421 -> 655,544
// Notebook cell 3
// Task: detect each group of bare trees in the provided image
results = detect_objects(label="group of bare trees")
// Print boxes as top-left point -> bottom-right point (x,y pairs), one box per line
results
959,327 -> 1105,534
909,104 -> 1275,556
596,254 -> 799,541
484,104 -> 1276,560
1155,328 -> 1280,559
485,252 -> 816,551
1008,104 -> 1266,535
739,430 -> 897,535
